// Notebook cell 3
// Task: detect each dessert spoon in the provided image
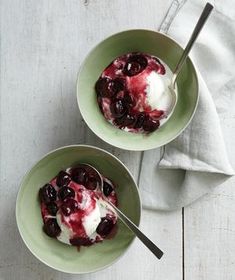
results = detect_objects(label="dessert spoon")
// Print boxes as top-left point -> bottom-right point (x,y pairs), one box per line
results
168,2 -> 213,116
80,163 -> 164,260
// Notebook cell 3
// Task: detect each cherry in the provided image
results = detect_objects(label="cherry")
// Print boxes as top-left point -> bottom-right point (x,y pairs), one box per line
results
123,54 -> 147,76
95,77 -> 124,97
70,237 -> 92,246
95,77 -> 109,96
153,57 -> 166,75
85,175 -> 98,190
123,93 -> 135,108
71,167 -> 87,185
103,181 -> 114,196
96,217 -> 114,237
143,117 -> 160,132
58,187 -> 75,201
122,114 -> 136,126
115,113 -> 136,127
43,218 -> 61,237
113,78 -> 125,92
114,116 -> 124,126
134,113 -> 146,129
56,171 -> 71,188
71,164 -> 101,190
61,199 -> 78,216
39,184 -> 56,204
110,99 -> 127,118
46,202 -> 58,215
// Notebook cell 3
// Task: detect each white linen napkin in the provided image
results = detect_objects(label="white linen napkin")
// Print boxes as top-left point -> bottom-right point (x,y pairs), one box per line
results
140,0 -> 235,210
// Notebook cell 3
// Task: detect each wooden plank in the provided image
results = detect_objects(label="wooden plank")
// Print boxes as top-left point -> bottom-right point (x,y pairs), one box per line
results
184,182 -> 235,280
184,116 -> 235,280
0,0 -> 182,279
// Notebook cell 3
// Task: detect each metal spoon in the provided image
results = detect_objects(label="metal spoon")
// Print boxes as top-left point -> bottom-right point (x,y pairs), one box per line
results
80,163 -> 164,260
168,2 -> 213,115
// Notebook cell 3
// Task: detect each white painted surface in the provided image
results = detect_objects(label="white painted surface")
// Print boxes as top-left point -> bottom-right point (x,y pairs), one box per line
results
0,0 -> 234,279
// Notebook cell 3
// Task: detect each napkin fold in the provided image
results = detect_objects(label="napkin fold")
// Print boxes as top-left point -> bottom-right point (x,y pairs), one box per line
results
140,0 -> 235,210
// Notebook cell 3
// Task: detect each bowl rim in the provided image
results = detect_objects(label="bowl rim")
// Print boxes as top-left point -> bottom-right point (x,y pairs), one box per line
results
76,28 -> 199,151
15,144 -> 142,274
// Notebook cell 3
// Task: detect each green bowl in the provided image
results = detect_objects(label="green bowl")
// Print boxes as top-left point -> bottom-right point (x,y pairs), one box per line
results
77,29 -> 198,151
16,145 -> 141,274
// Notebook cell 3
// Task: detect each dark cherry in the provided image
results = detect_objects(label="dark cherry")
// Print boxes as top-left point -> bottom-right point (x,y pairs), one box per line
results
56,171 -> 71,188
103,181 -> 114,196
61,199 -> 78,216
46,202 -> 58,215
95,77 -> 109,96
123,93 -> 135,108
114,116 -> 125,126
70,237 -> 93,246
134,113 -> 146,129
95,77 -> 124,97
58,186 -> 75,201
39,184 -> 56,204
96,217 -> 114,237
122,114 -> 136,126
43,218 -> 61,237
113,78 -> 125,92
115,113 -> 136,127
85,175 -> 98,190
153,57 -> 166,75
123,54 -> 148,76
143,117 -> 160,132
110,99 -> 127,118
71,167 -> 87,185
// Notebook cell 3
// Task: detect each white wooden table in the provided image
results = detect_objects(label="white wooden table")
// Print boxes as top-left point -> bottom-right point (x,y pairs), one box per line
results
1,1 -> 235,279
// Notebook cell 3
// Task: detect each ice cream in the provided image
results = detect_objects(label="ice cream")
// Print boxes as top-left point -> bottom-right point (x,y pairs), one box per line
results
145,71 -> 173,114
95,52 -> 174,133
39,166 -> 118,247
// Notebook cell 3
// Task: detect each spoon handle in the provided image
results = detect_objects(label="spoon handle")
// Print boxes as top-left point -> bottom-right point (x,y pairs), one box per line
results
172,2 -> 213,85
109,202 -> 164,259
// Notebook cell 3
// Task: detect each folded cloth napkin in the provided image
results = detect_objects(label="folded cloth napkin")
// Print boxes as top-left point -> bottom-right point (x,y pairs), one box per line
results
140,0 -> 235,210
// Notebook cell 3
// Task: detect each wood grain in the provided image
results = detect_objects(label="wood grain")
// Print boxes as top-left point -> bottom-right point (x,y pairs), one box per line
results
184,109 -> 235,280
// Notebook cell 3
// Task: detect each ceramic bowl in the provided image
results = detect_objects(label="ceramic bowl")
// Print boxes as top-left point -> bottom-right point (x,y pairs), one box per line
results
16,145 -> 141,274
77,29 -> 198,151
